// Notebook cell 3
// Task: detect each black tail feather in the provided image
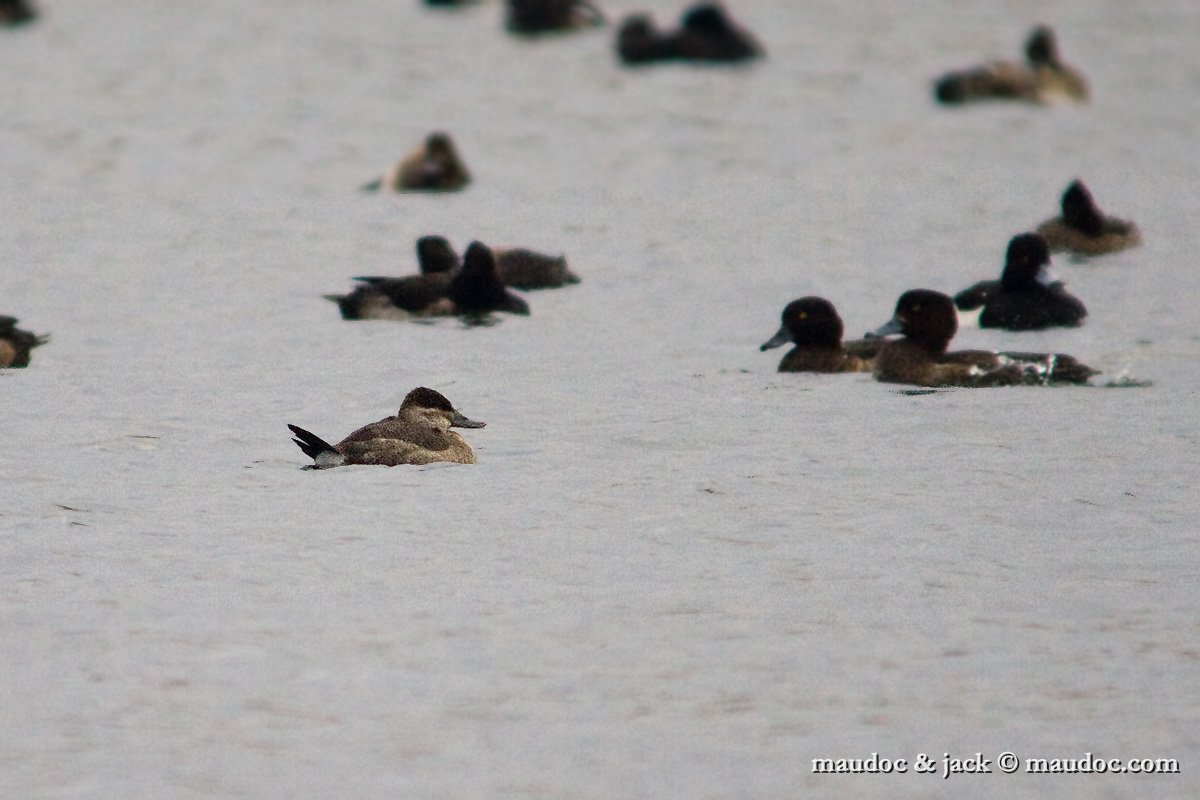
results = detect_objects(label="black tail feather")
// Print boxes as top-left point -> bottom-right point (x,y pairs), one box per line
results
287,424 -> 338,461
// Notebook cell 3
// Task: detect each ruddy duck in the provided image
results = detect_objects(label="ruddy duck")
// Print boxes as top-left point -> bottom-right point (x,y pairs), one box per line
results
934,25 -> 1088,105
1036,179 -> 1142,256
361,132 -> 471,192
288,387 -> 486,468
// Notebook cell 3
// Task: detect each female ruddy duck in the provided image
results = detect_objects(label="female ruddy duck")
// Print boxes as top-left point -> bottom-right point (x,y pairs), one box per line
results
934,25 -> 1088,105
288,387 -> 486,468
873,289 -> 1098,388
361,132 -> 471,192
1036,180 -> 1142,256
759,297 -> 879,373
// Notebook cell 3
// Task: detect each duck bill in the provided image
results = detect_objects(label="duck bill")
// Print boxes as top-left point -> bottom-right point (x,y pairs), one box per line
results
452,411 -> 486,429
759,325 -> 791,351
872,316 -> 903,337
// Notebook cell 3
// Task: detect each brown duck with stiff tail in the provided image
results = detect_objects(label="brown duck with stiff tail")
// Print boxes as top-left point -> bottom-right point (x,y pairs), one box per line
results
288,388 -> 486,468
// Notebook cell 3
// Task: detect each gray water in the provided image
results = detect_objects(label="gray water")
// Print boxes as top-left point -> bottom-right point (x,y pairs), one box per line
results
2,1 -> 1198,798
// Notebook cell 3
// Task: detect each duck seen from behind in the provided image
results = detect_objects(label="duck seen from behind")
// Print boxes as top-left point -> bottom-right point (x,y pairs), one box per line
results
933,25 -> 1088,105
872,289 -> 1098,387
1036,180 -> 1142,256
617,3 -> 762,65
361,132 -> 471,192
953,233 -> 1087,331
288,387 -> 486,468
760,297 -> 879,373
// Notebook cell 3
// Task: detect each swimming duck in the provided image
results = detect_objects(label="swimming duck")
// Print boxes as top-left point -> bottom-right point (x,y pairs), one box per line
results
953,233 -> 1087,331
288,387 -> 485,468
506,0 -> 604,35
872,289 -> 1098,387
325,236 -> 459,320
934,25 -> 1088,105
328,241 -> 528,321
759,297 -> 879,373
1,0 -> 36,26
1036,180 -> 1142,256
415,238 -> 580,290
0,316 -> 48,367
361,132 -> 471,192
617,3 -> 762,64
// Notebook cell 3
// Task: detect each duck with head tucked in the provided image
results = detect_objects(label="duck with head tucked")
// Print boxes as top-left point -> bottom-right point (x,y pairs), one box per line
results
326,235 -> 460,320
288,387 -> 486,469
416,237 -> 580,290
361,132 -> 471,192
760,297 -> 880,373
617,3 -> 762,65
1036,180 -> 1142,256
872,289 -> 1098,387
0,316 -> 48,367
933,25 -> 1088,105
953,233 -> 1087,331
506,0 -> 604,35
328,241 -> 529,321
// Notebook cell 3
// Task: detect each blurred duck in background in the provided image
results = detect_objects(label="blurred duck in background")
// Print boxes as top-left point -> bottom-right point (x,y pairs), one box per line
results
506,0 -> 604,35
934,25 -> 1088,105
1,0 -> 36,26
416,238 -> 580,290
1036,180 -> 1142,256
328,242 -> 529,321
617,3 -> 762,64
361,132 -> 471,192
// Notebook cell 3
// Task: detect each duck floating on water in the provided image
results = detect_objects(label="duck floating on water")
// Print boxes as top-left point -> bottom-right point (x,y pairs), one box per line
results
760,297 -> 880,373
1036,180 -> 1142,256
872,289 -> 1098,387
934,26 -> 1088,105
953,233 -> 1087,331
288,387 -> 486,468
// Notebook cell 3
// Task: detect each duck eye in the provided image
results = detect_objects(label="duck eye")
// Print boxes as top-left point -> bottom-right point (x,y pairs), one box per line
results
797,312 -> 807,320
